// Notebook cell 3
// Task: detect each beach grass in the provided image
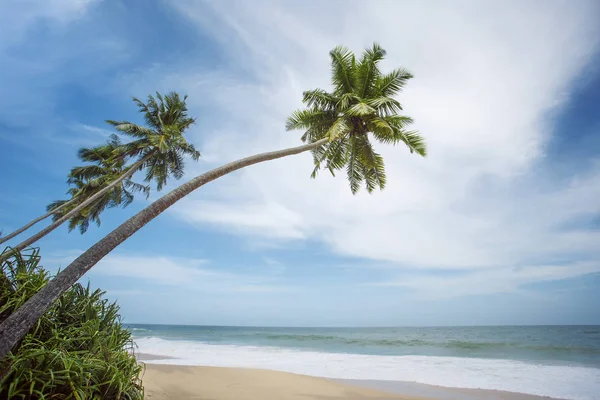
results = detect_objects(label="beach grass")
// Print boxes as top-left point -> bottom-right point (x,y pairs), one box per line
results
0,247 -> 143,399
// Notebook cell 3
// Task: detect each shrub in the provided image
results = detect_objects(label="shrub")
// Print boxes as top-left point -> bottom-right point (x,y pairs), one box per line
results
0,247 -> 144,399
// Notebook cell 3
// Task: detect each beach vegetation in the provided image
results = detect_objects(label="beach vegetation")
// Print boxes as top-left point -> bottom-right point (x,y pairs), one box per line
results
0,247 -> 143,399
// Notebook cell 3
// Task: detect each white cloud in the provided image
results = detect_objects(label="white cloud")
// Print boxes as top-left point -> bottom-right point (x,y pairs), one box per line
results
118,1 -> 600,296
40,123 -> 114,147
0,0 -> 96,47
86,253 -> 293,293
370,262 -> 600,299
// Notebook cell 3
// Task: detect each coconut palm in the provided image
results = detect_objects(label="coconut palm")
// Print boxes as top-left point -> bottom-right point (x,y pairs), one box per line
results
287,43 -> 426,193
47,178 -> 147,235
0,136 -> 140,247
0,43 -> 427,357
3,92 -> 200,253
107,92 -> 200,191
47,136 -> 150,234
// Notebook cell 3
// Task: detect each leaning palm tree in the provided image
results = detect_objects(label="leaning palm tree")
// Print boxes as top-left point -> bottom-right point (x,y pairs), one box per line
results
287,44 -> 425,193
0,136 -> 137,247
3,92 -> 200,253
47,136 -> 150,234
47,178 -> 144,235
107,92 -> 200,191
0,43 -> 427,357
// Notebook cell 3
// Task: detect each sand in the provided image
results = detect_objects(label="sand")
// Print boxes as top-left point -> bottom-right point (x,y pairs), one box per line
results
142,364 -> 561,400
142,364 -> 428,400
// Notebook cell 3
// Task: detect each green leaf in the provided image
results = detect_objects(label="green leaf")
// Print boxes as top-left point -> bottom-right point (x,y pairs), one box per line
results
326,118 -> 351,141
330,45 -> 356,95
356,42 -> 386,97
345,102 -> 376,117
374,68 -> 413,97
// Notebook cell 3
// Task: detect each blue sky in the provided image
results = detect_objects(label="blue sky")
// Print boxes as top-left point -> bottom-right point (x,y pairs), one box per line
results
1,0 -> 600,326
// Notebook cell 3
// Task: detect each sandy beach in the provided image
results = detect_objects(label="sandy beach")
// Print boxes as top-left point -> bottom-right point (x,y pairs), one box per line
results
142,364 -> 561,400
142,364 -> 427,400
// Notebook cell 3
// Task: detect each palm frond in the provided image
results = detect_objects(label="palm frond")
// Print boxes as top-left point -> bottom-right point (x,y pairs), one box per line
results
396,130 -> 427,156
356,43 -> 386,97
360,143 -> 386,192
123,180 -> 151,198
366,96 -> 403,115
182,142 -> 201,161
346,138 -> 364,194
309,143 -> 328,178
330,45 -> 356,95
68,165 -> 107,183
374,68 -> 413,97
286,109 -> 337,139
302,89 -> 337,111
369,117 -> 394,137
337,93 -> 360,111
105,121 -> 155,139
345,102 -> 376,117
325,118 -> 351,141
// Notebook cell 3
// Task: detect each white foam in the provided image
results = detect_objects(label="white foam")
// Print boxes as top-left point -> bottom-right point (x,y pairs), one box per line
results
135,337 -> 600,400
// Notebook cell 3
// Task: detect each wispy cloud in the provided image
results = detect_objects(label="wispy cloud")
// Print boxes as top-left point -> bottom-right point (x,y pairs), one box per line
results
368,261 -> 600,298
153,0 -> 600,296
86,253 -> 294,294
0,0 -> 96,46
43,123 -> 114,147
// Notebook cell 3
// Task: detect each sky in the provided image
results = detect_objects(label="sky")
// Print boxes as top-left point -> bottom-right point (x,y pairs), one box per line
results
1,0 -> 600,327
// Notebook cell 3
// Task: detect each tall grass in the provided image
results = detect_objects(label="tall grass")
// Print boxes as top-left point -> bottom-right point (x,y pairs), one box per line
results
0,247 -> 144,399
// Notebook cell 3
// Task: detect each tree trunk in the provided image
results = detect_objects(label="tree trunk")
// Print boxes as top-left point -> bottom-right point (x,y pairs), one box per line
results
0,138 -> 327,358
0,197 -> 77,246
2,156 -> 150,256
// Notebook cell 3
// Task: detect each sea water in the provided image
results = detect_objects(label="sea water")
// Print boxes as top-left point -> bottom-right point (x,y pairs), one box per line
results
130,325 -> 600,399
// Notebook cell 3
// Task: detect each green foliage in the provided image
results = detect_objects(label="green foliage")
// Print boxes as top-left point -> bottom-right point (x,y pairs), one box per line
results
0,247 -> 144,399
287,43 -> 427,194
47,135 -> 150,234
47,91 -> 200,235
106,92 -> 201,191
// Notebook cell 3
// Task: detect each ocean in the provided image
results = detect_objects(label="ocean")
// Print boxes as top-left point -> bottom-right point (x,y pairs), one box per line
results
130,325 -> 600,400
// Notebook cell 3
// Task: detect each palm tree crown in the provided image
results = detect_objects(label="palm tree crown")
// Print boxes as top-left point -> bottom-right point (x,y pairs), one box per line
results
47,135 -> 150,234
286,43 -> 426,193
106,92 -> 201,190
0,92 -> 200,251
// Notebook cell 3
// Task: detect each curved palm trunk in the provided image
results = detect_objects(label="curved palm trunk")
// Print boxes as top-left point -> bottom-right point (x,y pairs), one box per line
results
0,198 -> 78,246
0,138 -> 327,358
2,156 -> 151,257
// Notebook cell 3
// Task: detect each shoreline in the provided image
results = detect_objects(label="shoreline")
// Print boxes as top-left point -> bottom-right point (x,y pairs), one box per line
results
139,358 -> 563,400
336,379 -> 562,400
132,325 -> 600,399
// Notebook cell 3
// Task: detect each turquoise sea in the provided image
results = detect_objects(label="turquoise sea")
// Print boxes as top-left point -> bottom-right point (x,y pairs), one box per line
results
130,325 -> 600,399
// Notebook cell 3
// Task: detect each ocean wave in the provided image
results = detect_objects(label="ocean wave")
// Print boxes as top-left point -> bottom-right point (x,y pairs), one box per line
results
246,333 -> 600,354
263,334 -> 341,341
135,337 -> 600,400
130,328 -> 150,332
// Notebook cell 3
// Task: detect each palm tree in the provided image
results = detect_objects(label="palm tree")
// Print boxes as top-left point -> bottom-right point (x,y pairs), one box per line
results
107,92 -> 200,191
0,44 -> 427,357
0,139 -> 132,246
287,44 -> 426,193
47,136 -> 150,234
2,92 -> 200,253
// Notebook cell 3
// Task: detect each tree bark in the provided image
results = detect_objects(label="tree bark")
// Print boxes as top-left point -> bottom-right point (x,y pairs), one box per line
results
0,138 -> 327,358
2,156 -> 150,256
0,198 -> 77,246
